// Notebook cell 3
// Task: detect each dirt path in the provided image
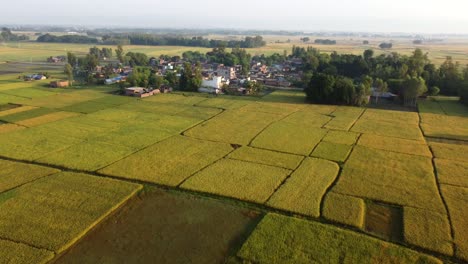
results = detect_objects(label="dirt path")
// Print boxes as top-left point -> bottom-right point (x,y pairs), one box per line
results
52,187 -> 260,264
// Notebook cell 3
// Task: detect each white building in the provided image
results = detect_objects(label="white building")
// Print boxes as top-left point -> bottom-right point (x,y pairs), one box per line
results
199,76 -> 230,94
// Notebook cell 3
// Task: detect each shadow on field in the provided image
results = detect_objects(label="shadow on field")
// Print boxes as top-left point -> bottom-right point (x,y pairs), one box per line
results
52,187 -> 261,264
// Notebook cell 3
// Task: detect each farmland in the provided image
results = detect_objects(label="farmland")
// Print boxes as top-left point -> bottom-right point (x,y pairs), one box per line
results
2,35 -> 468,66
0,72 -> 467,263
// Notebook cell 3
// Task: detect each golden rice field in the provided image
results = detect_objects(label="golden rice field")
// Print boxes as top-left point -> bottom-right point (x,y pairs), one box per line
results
0,73 -> 467,263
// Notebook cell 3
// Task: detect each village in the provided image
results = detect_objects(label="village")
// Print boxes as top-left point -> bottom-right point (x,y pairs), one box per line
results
42,50 -> 303,98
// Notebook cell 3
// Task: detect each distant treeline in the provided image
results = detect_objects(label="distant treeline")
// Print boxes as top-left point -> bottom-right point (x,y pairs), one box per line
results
36,33 -> 266,48
0,28 -> 29,42
314,39 -> 337,45
37,34 -> 98,44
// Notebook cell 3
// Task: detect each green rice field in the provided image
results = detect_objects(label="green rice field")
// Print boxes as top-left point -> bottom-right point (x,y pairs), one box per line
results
0,73 -> 467,263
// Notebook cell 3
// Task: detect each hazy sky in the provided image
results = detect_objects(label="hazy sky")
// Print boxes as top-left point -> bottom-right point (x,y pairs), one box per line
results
2,0 -> 468,33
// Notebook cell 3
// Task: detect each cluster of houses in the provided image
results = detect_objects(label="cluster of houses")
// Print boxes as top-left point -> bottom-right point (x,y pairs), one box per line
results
149,57 -> 302,95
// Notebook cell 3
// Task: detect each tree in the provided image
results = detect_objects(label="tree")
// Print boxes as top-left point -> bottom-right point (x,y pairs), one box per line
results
179,63 -> 202,92
363,49 -> 374,61
379,43 -> 393,49
67,52 -> 77,67
64,63 -> 73,86
363,40 -> 369,45
402,77 -> 427,106
333,77 -> 355,105
164,71 -> 178,88
116,45 -> 124,63
300,37 -> 310,43
373,78 -> 388,103
305,73 -> 336,103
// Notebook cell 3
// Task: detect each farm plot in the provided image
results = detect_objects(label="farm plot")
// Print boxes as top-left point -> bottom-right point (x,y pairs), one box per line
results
434,158 -> 468,188
240,102 -> 302,116
227,146 -> 303,170
237,214 -> 442,264
99,136 -> 233,186
0,239 -> 54,264
311,141 -> 353,162
322,130 -> 359,145
0,107 -> 56,123
0,172 -> 142,254
15,111 -> 80,127
430,142 -> 468,162
251,120 -> 327,155
418,98 -> 468,140
0,123 -> 24,134
357,134 -> 432,157
0,127 -> 82,161
194,97 -> 254,110
181,158 -> 291,204
0,93 -> 27,104
184,108 -> 282,145
0,105 -> 37,117
351,109 -> 424,141
440,185 -> 468,261
36,141 -> 135,171
266,158 -> 339,217
0,159 -> 59,193
328,145 -> 453,254
420,113 -> 468,141
324,106 -> 364,131
331,146 -> 445,212
0,87 -> 59,99
260,90 -> 307,104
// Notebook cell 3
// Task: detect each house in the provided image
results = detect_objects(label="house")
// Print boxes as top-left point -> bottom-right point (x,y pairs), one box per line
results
199,76 -> 226,94
50,80 -> 69,88
125,87 -> 154,98
215,66 -> 236,80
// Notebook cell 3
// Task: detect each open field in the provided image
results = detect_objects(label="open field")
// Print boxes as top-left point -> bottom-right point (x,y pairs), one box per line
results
2,35 -> 468,65
0,73 -> 467,262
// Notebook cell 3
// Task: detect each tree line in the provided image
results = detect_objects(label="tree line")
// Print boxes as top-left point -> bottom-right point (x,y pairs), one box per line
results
37,33 -> 266,48
0,28 -> 29,42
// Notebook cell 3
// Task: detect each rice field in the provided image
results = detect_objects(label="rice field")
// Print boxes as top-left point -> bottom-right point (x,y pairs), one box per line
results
0,72 -> 467,262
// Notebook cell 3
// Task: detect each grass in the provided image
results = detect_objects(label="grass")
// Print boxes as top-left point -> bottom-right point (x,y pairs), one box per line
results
430,142 -> 468,162
403,207 -> 453,255
331,146 -> 446,212
434,158 -> 468,188
261,90 -> 306,104
181,159 -> 291,204
322,191 -> 366,228
323,130 -> 359,145
251,121 -> 327,155
184,108 -> 282,145
357,134 -> 432,157
311,141 -> 353,162
237,213 -> 442,264
15,111 -> 80,127
0,172 -> 142,252
266,158 -> 339,217
36,141 -> 135,171
0,159 -> 59,193
227,146 -> 303,170
0,239 -> 54,264
440,185 -> 468,261
99,136 -> 233,186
